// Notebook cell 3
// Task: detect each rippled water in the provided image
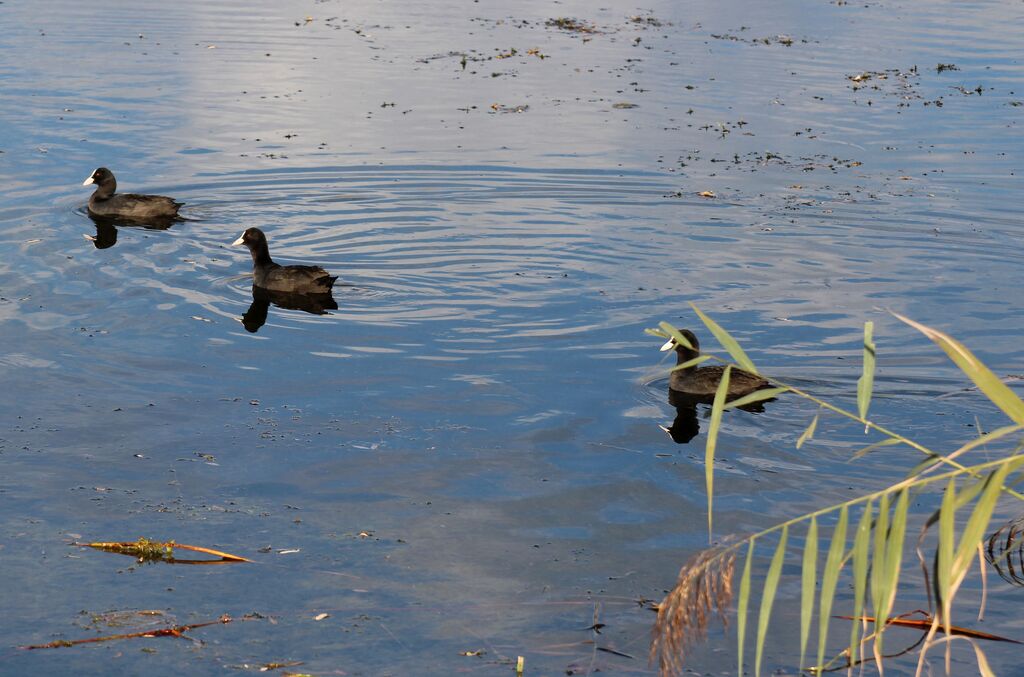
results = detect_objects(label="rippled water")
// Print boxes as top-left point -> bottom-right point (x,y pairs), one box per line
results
1,0 -> 1022,674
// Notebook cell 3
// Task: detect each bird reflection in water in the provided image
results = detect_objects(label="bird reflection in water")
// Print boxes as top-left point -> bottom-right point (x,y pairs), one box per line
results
83,213 -> 179,250
661,389 -> 773,444
241,285 -> 338,333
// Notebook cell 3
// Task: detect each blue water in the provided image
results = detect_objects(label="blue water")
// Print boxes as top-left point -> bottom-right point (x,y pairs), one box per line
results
1,0 -> 1022,674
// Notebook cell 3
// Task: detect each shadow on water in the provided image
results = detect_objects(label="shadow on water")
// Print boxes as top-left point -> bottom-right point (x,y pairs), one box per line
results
662,388 -> 774,445
241,285 -> 338,334
82,211 -> 181,250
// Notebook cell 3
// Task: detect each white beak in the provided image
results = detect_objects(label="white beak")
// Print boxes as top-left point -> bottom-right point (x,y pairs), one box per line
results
660,339 -> 675,352
82,233 -> 96,242
82,176 -> 95,186
231,234 -> 245,246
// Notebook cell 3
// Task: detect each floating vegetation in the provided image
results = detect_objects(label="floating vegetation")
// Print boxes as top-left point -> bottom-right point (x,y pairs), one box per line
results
76,537 -> 252,563
710,32 -> 810,46
667,149 -> 863,177
698,120 -> 748,138
629,15 -> 667,27
545,17 -> 599,34
21,615 -> 234,650
953,84 -> 986,96
489,103 -> 529,114
846,67 -> 921,104
417,50 -> 479,64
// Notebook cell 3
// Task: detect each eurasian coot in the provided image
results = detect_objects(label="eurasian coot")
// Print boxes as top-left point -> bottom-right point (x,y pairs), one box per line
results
82,167 -> 181,220
661,329 -> 770,397
232,227 -> 337,293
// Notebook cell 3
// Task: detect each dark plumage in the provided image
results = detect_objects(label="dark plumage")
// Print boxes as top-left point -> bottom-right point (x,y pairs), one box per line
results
82,167 -> 182,220
662,329 -> 771,397
232,227 -> 338,294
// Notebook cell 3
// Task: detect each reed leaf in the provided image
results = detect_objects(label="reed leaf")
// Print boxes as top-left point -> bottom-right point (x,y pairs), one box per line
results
851,437 -> 902,460
796,411 -> 819,450
705,365 -> 731,539
800,516 -> 818,671
938,478 -> 956,635
690,303 -> 758,373
970,640 -> 996,677
954,461 -> 1020,581
670,355 -> 713,372
737,539 -> 755,677
817,506 -> 848,672
658,322 -> 696,350
908,424 -> 1024,478
857,321 -> 876,422
907,454 -> 942,478
870,492 -> 891,666
874,489 -> 909,662
755,526 -> 787,677
882,488 -> 910,614
893,312 -> 1024,424
849,500 -> 873,667
724,387 -> 789,410
954,474 -> 990,512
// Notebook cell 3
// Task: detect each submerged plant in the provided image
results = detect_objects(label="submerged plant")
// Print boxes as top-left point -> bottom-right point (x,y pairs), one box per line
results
647,307 -> 1024,675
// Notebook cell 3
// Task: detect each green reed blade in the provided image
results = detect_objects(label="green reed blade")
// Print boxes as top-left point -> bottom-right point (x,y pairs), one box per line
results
796,411 -> 819,450
938,478 -> 956,636
724,387 -> 789,410
705,366 -> 731,539
817,506 -> 848,672
800,516 -> 818,671
893,312 -> 1024,424
658,321 -> 695,350
857,321 -> 876,422
670,355 -> 713,372
851,437 -> 902,460
869,493 -> 890,665
756,526 -> 787,677
690,303 -> 757,373
849,500 -> 873,667
737,539 -> 755,677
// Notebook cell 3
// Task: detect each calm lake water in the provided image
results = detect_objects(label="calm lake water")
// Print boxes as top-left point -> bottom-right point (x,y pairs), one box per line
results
1,0 -> 1022,674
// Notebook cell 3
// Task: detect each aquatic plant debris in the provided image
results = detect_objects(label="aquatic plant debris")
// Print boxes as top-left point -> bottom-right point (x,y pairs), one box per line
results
834,614 -> 1020,643
545,17 -> 599,34
20,615 -> 234,650
76,537 -> 252,563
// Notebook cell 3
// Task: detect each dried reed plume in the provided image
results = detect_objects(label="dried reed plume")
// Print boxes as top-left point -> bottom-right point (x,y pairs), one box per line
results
650,546 -> 736,675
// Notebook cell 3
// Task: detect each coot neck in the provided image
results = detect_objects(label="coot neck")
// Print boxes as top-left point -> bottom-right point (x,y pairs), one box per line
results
249,243 -> 274,267
92,179 -> 116,201
675,346 -> 701,372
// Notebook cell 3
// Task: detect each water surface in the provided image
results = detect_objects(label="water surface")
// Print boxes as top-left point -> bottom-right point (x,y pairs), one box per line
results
1,0 -> 1022,674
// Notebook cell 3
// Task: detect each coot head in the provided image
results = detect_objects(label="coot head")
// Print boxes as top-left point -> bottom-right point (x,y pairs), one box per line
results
659,329 -> 701,362
232,227 -> 268,250
83,167 -> 115,189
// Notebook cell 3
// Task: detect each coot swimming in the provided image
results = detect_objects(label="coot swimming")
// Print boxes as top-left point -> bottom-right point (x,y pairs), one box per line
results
232,227 -> 337,294
661,329 -> 770,397
82,167 -> 181,220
